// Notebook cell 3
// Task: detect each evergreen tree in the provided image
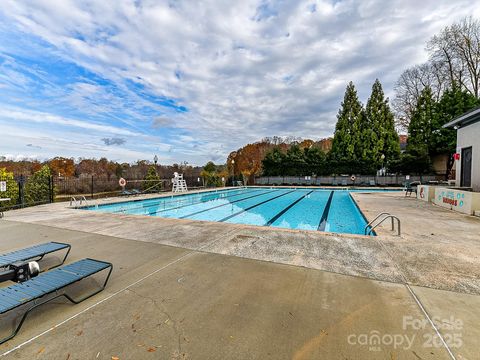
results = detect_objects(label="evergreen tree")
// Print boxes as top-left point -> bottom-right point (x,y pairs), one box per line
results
303,146 -> 326,175
143,166 -> 161,192
407,86 -> 437,152
433,85 -> 479,176
365,79 -> 400,168
262,147 -> 285,176
285,144 -> 305,176
330,82 -> 364,161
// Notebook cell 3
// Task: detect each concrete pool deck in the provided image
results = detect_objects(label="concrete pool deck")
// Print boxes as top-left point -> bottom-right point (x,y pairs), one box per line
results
0,189 -> 479,359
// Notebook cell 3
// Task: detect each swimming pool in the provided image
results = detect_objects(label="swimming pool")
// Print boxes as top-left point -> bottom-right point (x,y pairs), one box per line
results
84,187 -> 384,235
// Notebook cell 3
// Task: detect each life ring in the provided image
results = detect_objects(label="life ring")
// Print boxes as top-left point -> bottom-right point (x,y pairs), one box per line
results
119,177 -> 126,187
350,175 -> 356,182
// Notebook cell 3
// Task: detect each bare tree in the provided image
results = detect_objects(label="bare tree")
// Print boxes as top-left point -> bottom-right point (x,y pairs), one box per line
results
393,63 -> 446,130
394,17 -> 480,130
427,16 -> 480,97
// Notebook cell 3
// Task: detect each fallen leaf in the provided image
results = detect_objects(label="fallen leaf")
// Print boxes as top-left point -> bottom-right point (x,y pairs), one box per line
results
76,330 -> 83,336
112,356 -> 119,360
147,348 -> 156,352
37,347 -> 45,354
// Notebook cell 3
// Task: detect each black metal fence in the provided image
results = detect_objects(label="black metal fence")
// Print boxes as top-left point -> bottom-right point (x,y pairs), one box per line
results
53,176 -> 206,200
0,175 -> 54,211
0,174 -> 208,211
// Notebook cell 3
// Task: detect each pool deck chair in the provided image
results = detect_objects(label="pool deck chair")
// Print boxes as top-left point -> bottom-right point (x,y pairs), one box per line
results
0,242 -> 71,272
404,181 -> 420,197
0,258 -> 112,344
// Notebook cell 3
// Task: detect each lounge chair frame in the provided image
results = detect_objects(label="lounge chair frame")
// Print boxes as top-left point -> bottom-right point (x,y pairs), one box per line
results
0,258 -> 112,344
0,242 -> 71,273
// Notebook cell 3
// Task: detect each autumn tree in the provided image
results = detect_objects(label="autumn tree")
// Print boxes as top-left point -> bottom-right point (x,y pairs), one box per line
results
49,157 -> 75,177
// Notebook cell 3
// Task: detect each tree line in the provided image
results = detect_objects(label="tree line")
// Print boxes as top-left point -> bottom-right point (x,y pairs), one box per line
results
257,17 -> 480,179
0,156 -> 202,180
262,79 -> 401,176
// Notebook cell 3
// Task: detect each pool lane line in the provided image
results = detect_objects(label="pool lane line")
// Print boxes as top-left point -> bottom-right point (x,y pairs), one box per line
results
265,190 -> 314,226
151,188 -> 264,217
110,188 -> 250,213
218,189 -> 297,222
317,191 -> 334,231
90,187 -> 241,211
178,189 -> 279,219
110,188 -> 256,214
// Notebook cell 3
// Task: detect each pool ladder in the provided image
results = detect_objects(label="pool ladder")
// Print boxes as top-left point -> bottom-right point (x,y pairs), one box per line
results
365,212 -> 401,236
70,196 -> 89,207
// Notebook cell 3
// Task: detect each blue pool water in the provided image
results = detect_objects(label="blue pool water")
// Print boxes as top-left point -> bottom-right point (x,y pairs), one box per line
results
84,187 -> 385,235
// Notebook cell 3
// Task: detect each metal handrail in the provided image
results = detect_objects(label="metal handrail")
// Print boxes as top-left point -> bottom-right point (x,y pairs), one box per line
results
69,196 -> 77,207
365,212 -> 392,233
365,213 -> 401,236
70,196 -> 89,207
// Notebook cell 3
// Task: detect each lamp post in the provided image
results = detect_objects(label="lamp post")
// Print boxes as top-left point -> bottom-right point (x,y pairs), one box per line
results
153,155 -> 158,175
231,159 -> 235,186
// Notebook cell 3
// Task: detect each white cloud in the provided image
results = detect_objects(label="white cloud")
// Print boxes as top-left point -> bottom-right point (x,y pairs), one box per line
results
1,0 -> 480,163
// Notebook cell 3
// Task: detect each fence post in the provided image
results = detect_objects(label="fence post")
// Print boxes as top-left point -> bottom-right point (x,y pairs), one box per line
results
18,175 -> 25,208
49,176 -> 54,203
91,175 -> 94,199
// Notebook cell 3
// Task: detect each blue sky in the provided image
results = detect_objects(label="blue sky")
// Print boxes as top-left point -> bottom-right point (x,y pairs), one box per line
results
0,1 -> 479,165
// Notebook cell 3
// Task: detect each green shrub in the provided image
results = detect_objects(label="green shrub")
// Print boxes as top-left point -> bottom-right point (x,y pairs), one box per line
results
0,168 -> 19,209
25,165 -> 53,205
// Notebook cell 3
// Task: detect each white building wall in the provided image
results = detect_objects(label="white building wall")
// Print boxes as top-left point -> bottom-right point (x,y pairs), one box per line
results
456,121 -> 480,191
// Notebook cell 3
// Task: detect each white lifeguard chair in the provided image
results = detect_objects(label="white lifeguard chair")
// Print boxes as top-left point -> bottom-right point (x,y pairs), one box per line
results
172,172 -> 188,192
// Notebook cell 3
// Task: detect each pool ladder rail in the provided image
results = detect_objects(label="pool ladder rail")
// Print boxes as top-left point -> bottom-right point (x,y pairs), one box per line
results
365,212 -> 401,236
69,196 -> 89,208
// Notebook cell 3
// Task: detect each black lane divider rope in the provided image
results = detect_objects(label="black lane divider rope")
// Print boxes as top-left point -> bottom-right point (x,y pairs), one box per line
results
219,189 -> 297,222
265,190 -> 314,226
179,189 -> 278,219
317,191 -> 334,231
111,188 -> 254,214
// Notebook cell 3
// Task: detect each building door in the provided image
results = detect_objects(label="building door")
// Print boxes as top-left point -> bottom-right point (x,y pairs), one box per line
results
461,146 -> 472,187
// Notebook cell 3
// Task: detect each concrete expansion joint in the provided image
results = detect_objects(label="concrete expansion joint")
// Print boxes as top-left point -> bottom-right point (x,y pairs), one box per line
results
373,237 -> 457,360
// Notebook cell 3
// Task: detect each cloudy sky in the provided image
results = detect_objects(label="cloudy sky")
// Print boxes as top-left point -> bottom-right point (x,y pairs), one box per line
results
0,1 -> 479,165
